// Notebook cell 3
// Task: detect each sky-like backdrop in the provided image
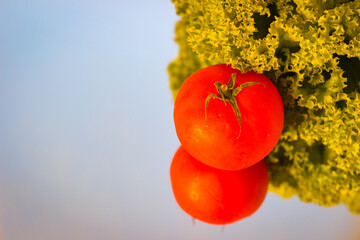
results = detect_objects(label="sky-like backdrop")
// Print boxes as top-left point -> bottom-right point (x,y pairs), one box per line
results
0,1 -> 359,240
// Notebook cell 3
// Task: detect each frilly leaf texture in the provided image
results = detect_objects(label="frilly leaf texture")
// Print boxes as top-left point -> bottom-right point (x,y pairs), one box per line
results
168,0 -> 360,213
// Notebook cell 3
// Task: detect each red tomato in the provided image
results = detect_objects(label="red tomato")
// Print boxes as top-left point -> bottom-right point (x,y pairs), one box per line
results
174,64 -> 284,170
170,146 -> 269,225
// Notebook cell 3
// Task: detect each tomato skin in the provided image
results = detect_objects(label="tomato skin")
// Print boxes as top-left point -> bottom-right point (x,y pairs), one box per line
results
170,146 -> 268,225
174,64 -> 284,170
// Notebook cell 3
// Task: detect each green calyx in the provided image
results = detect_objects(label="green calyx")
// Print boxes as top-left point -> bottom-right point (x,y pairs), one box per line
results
205,73 -> 265,133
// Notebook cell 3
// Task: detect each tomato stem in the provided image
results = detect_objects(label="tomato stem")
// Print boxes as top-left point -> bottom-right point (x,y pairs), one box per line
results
205,73 -> 265,136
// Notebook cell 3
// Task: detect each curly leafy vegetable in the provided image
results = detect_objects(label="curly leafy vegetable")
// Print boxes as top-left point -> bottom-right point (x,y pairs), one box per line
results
168,0 -> 360,213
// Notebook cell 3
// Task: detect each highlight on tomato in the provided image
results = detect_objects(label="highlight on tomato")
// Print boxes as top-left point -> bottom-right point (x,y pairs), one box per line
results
170,146 -> 269,225
173,64 -> 284,170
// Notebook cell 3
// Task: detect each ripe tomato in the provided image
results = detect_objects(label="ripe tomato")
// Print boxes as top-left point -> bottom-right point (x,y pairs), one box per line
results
174,64 -> 284,170
170,146 -> 269,225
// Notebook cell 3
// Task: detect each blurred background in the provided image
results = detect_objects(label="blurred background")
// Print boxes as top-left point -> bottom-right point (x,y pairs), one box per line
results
0,1 -> 359,239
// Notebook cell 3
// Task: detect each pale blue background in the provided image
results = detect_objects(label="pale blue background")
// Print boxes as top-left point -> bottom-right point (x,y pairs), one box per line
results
0,1 -> 359,240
